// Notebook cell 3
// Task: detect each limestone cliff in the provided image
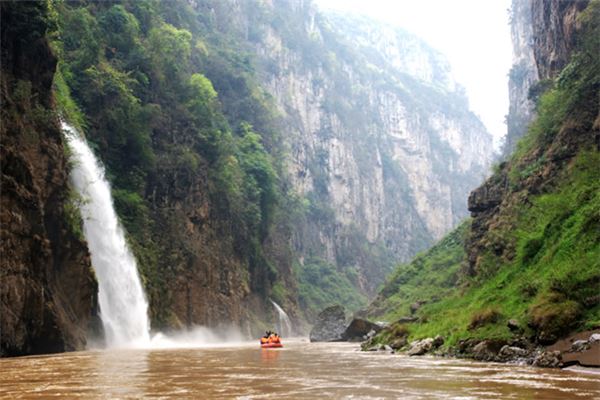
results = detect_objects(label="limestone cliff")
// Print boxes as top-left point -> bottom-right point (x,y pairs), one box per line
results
531,0 -> 589,79
468,0 -> 594,277
505,0 -> 539,155
366,0 -> 598,352
0,2 -> 97,356
219,2 -> 493,305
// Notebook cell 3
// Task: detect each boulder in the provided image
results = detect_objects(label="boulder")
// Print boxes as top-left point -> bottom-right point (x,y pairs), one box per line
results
532,350 -> 562,368
588,333 -> 600,343
362,343 -> 392,352
499,345 -> 529,359
407,338 -> 434,356
342,318 -> 383,342
571,339 -> 590,352
309,305 -> 346,342
456,338 -> 480,354
432,335 -> 445,348
472,339 -> 508,361
509,337 -> 532,350
390,337 -> 408,350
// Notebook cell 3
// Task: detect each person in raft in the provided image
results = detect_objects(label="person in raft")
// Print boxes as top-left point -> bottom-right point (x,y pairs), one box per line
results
260,331 -> 281,344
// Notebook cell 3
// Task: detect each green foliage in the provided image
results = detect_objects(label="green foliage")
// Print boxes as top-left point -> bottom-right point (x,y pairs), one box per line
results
147,22 -> 192,86
370,221 -> 469,320
63,187 -> 85,241
53,0 -> 288,324
53,68 -> 86,130
1,1 -> 57,45
510,0 -> 600,184
468,308 -> 501,330
372,150 -> 600,347
528,292 -> 581,342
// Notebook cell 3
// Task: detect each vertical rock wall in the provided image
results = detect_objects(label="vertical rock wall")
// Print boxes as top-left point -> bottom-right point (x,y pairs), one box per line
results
0,2 -> 97,357
505,0 -> 539,155
249,4 -> 494,292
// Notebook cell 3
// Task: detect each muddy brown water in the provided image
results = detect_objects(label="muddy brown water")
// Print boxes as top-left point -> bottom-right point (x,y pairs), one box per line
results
1,339 -> 599,399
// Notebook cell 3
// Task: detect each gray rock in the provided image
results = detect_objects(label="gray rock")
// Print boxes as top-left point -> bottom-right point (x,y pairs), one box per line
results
342,318 -> 383,342
509,337 -> 531,350
390,337 -> 407,350
571,339 -> 590,352
432,335 -> 445,348
309,305 -> 346,342
456,338 -> 480,354
363,343 -> 391,352
407,338 -> 434,356
588,333 -> 600,343
499,345 -> 529,359
472,340 -> 508,361
532,350 -> 561,368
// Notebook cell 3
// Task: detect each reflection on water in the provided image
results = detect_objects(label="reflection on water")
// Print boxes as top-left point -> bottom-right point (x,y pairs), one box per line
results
1,340 -> 599,399
260,349 -> 281,364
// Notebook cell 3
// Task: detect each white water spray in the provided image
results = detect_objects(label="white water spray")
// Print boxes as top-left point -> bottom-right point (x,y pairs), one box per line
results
63,123 -> 150,348
270,300 -> 292,337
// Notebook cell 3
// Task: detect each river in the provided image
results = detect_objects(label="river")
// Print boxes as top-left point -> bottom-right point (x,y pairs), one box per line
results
1,339 -> 598,399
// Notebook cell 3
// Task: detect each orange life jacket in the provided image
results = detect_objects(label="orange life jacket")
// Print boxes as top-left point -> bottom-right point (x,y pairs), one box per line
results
260,337 -> 268,344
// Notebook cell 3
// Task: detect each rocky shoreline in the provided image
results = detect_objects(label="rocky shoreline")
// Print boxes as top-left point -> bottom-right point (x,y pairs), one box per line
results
309,306 -> 599,369
362,329 -> 600,369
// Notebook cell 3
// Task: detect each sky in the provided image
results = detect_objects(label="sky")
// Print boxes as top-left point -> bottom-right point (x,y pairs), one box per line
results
315,0 -> 513,149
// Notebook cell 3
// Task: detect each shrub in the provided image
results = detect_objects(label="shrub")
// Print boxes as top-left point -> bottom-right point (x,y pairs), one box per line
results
468,308 -> 501,330
528,292 -> 581,344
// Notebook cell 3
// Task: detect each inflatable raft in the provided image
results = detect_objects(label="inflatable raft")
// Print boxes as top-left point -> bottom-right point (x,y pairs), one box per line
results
261,342 -> 283,348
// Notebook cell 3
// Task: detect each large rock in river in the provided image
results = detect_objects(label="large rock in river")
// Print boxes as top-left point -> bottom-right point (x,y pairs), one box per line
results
310,305 -> 346,342
342,318 -> 383,342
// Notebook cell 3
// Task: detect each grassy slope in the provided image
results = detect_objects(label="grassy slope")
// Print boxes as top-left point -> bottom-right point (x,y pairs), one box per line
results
368,1 -> 600,346
417,152 -> 597,346
367,221 -> 469,322
370,150 -> 599,347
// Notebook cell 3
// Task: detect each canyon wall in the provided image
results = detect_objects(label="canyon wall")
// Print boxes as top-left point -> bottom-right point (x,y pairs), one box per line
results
204,1 -> 494,312
0,2 -> 97,356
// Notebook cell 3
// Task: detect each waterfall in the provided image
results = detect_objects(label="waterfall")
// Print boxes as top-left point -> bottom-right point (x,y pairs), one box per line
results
63,123 -> 150,348
270,300 -> 292,337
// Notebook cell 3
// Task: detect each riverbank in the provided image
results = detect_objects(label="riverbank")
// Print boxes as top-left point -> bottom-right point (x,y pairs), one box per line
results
362,328 -> 600,369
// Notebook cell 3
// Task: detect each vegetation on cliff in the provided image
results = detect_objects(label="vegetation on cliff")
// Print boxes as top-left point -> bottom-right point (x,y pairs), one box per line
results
368,0 -> 599,347
50,0 -> 292,328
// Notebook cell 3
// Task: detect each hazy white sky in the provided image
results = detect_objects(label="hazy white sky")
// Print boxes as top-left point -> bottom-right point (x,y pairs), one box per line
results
315,0 -> 513,147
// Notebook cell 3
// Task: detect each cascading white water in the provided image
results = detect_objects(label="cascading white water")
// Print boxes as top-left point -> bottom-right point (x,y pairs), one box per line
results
270,300 -> 292,337
63,123 -> 150,348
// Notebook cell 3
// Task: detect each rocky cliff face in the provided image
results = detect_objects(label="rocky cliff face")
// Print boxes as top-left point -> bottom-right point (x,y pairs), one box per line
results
468,0 -> 595,277
531,0 -> 589,79
0,2 -> 97,356
505,0 -> 539,155
233,2 -> 494,299
365,0 -> 598,351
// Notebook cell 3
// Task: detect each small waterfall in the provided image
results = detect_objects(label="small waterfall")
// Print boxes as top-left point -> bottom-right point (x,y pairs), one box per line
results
63,123 -> 150,347
270,300 -> 292,337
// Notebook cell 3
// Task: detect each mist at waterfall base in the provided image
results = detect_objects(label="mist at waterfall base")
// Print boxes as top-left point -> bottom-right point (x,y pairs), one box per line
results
64,123 -> 292,350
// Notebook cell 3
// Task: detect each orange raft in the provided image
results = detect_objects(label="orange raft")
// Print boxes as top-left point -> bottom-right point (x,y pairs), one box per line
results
260,342 -> 283,348
260,335 -> 283,348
